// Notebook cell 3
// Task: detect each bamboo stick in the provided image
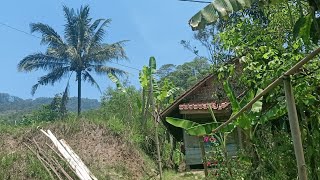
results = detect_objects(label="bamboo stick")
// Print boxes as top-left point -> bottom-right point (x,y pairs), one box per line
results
41,129 -> 92,180
24,142 -> 56,180
59,139 -> 97,180
283,76 -> 307,180
31,138 -> 64,180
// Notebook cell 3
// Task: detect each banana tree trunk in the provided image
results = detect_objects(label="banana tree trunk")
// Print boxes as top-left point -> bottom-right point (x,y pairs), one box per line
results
155,117 -> 163,179
150,77 -> 163,179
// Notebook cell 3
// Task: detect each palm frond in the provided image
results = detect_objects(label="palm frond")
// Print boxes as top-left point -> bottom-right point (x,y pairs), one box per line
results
18,53 -> 69,72
31,84 -> 40,96
77,5 -> 91,21
77,5 -> 92,53
63,5 -> 78,47
94,65 -> 127,77
85,19 -> 112,54
60,80 -> 70,114
31,66 -> 70,95
82,70 -> 102,93
89,18 -> 110,34
30,23 -> 65,48
86,40 -> 128,63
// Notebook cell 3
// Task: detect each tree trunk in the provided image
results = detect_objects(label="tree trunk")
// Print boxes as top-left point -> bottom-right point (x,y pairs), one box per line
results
77,71 -> 81,116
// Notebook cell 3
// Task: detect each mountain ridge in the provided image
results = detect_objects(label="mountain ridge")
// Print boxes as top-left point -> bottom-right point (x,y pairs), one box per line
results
0,92 -> 100,113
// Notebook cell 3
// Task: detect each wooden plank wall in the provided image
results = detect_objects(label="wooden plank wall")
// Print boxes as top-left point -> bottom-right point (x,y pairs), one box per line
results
183,130 -> 238,166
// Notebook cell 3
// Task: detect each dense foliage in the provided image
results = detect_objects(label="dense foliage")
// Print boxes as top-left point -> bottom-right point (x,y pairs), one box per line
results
157,58 -> 210,93
185,0 -> 320,179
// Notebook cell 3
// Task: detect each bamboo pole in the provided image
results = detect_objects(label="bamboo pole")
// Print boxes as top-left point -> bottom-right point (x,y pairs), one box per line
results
24,143 -> 56,180
41,129 -> 93,180
212,47 -> 320,133
283,76 -> 307,180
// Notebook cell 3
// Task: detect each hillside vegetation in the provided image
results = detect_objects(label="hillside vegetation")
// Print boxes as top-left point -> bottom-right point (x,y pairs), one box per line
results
0,93 -> 100,113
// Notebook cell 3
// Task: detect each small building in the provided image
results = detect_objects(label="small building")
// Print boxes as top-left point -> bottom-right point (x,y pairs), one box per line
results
160,74 -> 243,168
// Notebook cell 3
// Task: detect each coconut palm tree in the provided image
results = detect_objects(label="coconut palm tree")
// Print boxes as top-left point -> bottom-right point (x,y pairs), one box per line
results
18,5 -> 127,116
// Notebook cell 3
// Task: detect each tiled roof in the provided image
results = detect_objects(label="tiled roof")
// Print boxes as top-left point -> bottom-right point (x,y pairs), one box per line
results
179,102 -> 230,111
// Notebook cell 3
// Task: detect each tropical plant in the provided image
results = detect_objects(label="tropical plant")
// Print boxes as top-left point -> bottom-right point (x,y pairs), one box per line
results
199,1 -> 320,178
139,57 -> 179,179
189,0 -> 320,43
17,5 -> 127,115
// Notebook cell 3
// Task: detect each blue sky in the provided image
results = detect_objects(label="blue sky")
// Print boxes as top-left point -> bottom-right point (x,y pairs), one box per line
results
0,0 -> 205,100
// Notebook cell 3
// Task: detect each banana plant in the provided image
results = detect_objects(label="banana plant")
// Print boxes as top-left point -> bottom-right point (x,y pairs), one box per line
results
139,57 -> 178,121
189,0 -> 320,44
139,56 -> 178,180
223,80 -> 286,137
108,72 -> 126,93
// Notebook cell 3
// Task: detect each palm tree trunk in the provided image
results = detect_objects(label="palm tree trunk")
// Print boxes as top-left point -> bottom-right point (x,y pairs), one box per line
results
77,71 -> 81,116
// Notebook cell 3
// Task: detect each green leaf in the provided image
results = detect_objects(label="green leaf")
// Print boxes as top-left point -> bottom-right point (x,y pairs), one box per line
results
293,14 -> 313,44
149,56 -> 157,74
166,117 -> 219,136
189,0 -> 256,30
108,72 -> 126,93
166,114 -> 235,136
186,122 -> 220,136
166,117 -> 200,129
139,66 -> 150,88
223,80 -> 241,111
259,103 -> 286,124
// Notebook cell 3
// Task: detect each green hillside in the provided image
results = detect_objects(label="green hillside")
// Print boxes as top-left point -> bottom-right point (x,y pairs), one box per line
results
0,93 -> 100,113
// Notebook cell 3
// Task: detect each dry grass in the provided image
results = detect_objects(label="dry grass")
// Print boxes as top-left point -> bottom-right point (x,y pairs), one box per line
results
0,118 -> 155,179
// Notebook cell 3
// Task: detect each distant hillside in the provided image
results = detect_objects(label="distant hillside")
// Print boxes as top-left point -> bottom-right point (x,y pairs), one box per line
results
0,93 -> 100,114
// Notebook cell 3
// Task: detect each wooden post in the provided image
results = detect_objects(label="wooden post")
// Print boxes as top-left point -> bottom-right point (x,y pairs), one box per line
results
150,78 -> 163,180
199,137 -> 209,177
283,76 -> 307,180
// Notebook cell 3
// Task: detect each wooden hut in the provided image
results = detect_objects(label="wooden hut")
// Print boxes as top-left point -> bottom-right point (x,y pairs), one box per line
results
160,73 -> 243,168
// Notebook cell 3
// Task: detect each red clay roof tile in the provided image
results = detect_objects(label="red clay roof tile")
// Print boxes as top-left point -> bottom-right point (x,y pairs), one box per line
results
178,102 -> 230,111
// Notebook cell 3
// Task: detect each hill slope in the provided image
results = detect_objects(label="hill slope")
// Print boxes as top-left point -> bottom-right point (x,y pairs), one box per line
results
0,119 -> 155,179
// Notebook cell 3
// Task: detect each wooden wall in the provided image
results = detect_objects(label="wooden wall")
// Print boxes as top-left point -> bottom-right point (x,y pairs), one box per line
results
183,130 -> 238,166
